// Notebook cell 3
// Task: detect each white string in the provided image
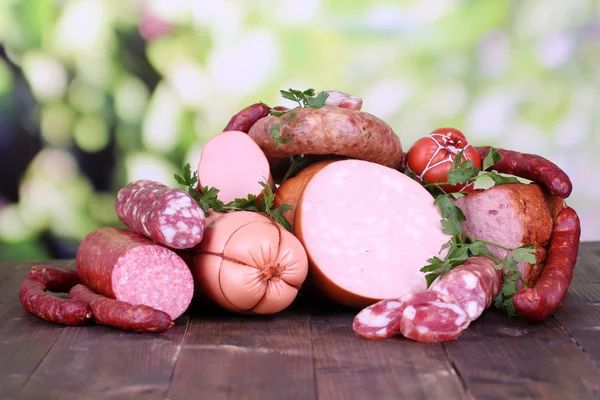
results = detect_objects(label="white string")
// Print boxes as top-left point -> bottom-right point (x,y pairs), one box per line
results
416,133 -> 474,189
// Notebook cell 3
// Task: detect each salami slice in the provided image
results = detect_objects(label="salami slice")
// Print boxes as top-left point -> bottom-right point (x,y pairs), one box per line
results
324,90 -> 363,110
76,227 -> 194,320
352,298 -> 405,340
399,290 -> 470,343
115,179 -> 205,250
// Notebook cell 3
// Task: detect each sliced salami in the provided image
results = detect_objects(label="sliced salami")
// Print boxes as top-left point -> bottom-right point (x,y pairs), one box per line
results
115,179 -> 205,250
399,290 -> 470,343
352,298 -> 405,340
323,90 -> 363,110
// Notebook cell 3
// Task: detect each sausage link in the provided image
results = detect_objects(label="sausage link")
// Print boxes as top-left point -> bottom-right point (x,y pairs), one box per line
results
19,270 -> 91,326
476,146 -> 572,198
513,206 -> 581,323
223,103 -> 271,133
68,284 -> 174,333
29,265 -> 82,293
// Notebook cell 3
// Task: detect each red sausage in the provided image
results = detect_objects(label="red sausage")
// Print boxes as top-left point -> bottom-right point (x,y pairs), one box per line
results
476,146 -> 572,198
19,269 -> 91,326
223,102 -> 271,133
513,206 -> 581,323
69,284 -> 174,333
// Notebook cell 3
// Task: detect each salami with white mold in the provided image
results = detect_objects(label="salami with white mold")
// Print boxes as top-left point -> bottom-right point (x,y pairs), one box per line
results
115,179 -> 205,250
76,227 -> 194,320
352,299 -> 405,340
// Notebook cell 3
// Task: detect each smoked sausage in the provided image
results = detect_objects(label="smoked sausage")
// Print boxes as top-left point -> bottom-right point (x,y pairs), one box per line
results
28,265 -> 82,293
223,103 -> 271,133
69,284 -> 174,333
513,206 -> 581,323
19,267 -> 91,326
476,146 -> 572,198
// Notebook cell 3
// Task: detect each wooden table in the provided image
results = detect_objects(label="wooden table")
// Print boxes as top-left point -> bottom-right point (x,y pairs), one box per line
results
1,243 -> 600,400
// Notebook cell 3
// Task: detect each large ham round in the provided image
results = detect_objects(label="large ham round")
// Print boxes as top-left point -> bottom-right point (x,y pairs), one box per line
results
294,159 -> 450,308
190,211 -> 309,314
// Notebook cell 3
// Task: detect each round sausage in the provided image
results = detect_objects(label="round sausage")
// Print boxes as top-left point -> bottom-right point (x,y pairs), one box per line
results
76,227 -> 194,320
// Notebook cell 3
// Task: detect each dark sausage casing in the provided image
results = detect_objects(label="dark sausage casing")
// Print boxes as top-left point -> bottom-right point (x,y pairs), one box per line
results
223,103 -> 271,133
513,206 -> 581,323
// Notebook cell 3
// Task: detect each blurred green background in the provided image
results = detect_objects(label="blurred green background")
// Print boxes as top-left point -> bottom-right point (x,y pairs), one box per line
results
0,0 -> 598,261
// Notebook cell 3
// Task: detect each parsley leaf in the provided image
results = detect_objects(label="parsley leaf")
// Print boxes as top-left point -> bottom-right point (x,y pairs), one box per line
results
483,171 -> 522,185
482,148 -> 502,171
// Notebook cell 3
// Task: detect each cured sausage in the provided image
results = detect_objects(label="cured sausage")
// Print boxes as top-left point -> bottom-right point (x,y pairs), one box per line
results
456,183 -> 563,287
247,106 -> 404,174
513,206 -> 581,323
398,290 -> 470,343
19,268 -> 91,326
28,265 -> 82,292
294,159 -> 450,308
115,180 -> 205,250
190,211 -> 309,314
476,146 -> 572,199
430,256 -> 501,321
69,284 -> 174,333
76,227 -> 194,320
197,130 -> 274,204
352,298 -> 405,340
223,102 -> 271,133
323,90 -> 363,110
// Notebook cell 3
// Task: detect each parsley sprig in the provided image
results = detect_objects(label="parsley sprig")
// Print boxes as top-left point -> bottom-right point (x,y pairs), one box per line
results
174,164 -> 293,232
262,88 -> 329,148
418,148 -> 537,316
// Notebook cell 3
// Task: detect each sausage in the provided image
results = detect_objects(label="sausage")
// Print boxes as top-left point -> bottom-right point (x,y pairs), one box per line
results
294,159 -> 450,309
430,256 -> 501,321
352,298 -> 405,340
247,106 -> 404,175
513,206 -> 581,323
197,130 -> 274,204
223,102 -> 271,133
190,211 -> 309,314
398,290 -> 470,343
476,146 -> 572,198
76,227 -> 194,320
19,268 -> 91,326
28,265 -> 82,292
455,184 -> 562,287
323,90 -> 363,110
115,180 -> 205,250
68,284 -> 174,333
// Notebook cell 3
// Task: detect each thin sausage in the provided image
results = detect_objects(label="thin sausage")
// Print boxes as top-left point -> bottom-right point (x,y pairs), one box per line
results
476,146 -> 572,198
513,206 -> 581,323
223,103 -> 271,133
69,284 -> 174,333
29,265 -> 82,292
19,268 -> 91,326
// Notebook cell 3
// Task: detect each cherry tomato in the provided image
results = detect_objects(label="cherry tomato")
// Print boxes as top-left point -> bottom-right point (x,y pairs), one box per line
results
406,127 -> 481,193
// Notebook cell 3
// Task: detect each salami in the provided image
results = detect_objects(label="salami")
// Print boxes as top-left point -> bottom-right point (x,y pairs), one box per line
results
197,130 -> 274,204
513,206 -> 581,323
115,180 -> 205,250
352,298 -> 405,340
76,227 -> 194,320
294,159 -> 450,308
476,146 -> 572,199
323,90 -> 363,110
69,284 -> 174,333
398,290 -> 470,343
19,268 -> 91,326
223,102 -> 271,133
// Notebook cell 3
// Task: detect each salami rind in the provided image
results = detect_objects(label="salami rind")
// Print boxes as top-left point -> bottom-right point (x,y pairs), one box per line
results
352,299 -> 405,340
69,284 -> 174,333
513,206 -> 581,323
76,227 -> 194,320
19,269 -> 91,326
115,179 -> 205,250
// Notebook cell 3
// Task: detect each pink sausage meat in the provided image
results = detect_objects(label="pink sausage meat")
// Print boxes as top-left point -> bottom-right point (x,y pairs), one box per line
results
115,180 -> 205,250
76,227 -> 194,320
324,90 -> 363,110
352,298 -> 405,340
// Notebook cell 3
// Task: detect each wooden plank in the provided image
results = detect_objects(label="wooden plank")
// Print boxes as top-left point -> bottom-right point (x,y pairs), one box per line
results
310,302 -> 468,400
0,261 -> 73,399
166,300 -> 315,400
17,316 -> 189,400
571,243 -> 600,286
444,308 -> 600,400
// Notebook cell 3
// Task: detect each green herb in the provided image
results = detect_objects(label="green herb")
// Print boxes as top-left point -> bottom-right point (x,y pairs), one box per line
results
262,88 -> 329,148
418,148 -> 538,316
175,164 -> 294,231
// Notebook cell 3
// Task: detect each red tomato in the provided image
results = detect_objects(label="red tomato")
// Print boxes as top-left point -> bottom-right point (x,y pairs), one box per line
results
406,127 -> 481,193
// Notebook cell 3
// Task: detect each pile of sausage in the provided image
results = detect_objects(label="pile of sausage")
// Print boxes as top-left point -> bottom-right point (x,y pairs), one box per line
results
18,90 -> 580,342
